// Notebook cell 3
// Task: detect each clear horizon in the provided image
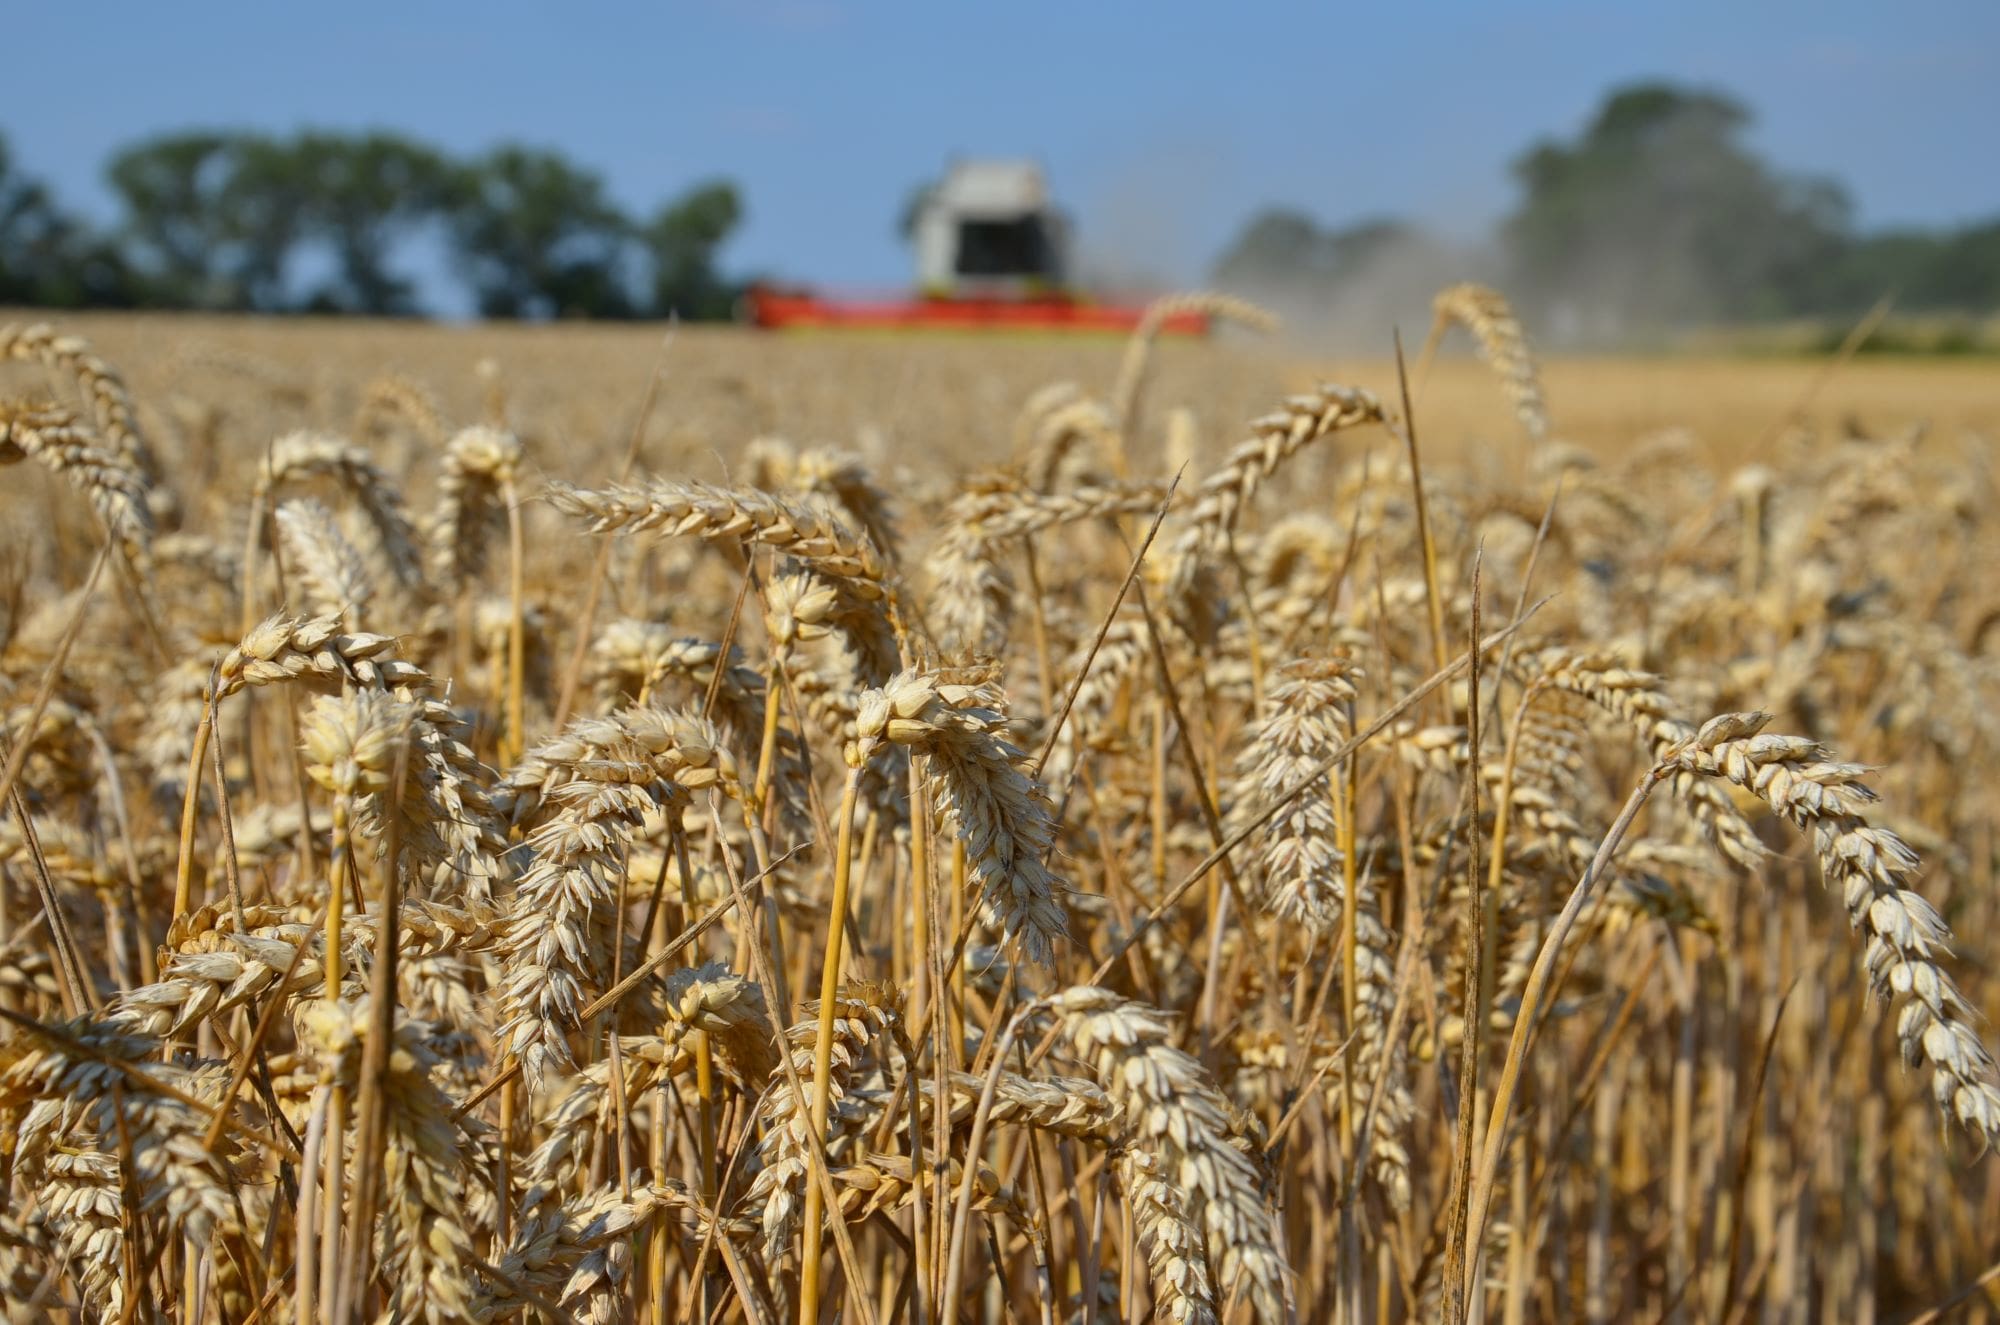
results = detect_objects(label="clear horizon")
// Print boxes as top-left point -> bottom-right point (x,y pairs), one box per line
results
8,0 -> 1996,304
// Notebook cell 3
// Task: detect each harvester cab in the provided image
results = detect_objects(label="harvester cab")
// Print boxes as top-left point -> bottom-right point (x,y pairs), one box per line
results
910,159 -> 1071,298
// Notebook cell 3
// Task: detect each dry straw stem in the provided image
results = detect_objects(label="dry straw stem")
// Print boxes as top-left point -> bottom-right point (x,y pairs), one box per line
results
1422,281 -> 1550,442
1461,747 -> 1665,1310
789,754 -> 871,1325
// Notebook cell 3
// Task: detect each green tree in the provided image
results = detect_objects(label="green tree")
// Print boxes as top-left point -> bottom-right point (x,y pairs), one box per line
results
1502,83 -> 1851,336
1,135 -> 135,307
1210,211 -> 1447,340
445,146 -> 636,319
107,131 -> 302,309
278,132 -> 453,315
1822,223 -> 2000,315
1212,209 -> 1330,290
642,179 -> 741,319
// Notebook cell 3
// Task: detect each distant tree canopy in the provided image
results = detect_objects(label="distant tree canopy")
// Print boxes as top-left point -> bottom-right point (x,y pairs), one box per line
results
1208,211 -> 1457,343
644,181 -> 743,321
1210,81 -> 2000,342
2,127 -> 744,319
1213,213 -> 1443,297
1502,83 -> 1852,335
1,135 -> 133,308
446,145 -> 637,319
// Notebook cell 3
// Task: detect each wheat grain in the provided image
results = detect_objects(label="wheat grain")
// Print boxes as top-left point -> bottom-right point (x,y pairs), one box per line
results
429,425 -> 522,594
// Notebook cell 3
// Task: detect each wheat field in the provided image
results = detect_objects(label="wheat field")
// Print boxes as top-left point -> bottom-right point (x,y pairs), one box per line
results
1,300 -> 1997,1324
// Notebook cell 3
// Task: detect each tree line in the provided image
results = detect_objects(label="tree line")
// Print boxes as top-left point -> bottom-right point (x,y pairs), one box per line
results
1212,83 -> 2000,343
0,129 -> 741,319
6,85 -> 1996,334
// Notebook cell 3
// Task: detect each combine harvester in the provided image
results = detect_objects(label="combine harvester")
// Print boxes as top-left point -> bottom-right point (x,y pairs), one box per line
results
744,159 -> 1212,336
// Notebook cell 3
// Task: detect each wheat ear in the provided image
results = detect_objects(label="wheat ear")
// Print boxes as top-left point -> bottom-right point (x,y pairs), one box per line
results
0,321 -> 166,500
928,477 -> 1171,657
0,397 -> 154,570
1166,385 -> 1387,598
856,671 -> 1071,962
493,706 -> 738,1084
1048,986 -> 1288,1322
1668,712 -> 2000,1148
428,425 -> 522,593
547,478 -> 892,601
275,498 -> 375,629
1111,291 -> 1279,439
1426,282 -> 1549,443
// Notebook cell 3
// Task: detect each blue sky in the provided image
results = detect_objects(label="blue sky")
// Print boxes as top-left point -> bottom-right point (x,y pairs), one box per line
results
7,1 -> 1997,293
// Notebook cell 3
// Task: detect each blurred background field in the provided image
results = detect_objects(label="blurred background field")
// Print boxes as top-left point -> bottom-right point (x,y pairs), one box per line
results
10,309 -> 1996,480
